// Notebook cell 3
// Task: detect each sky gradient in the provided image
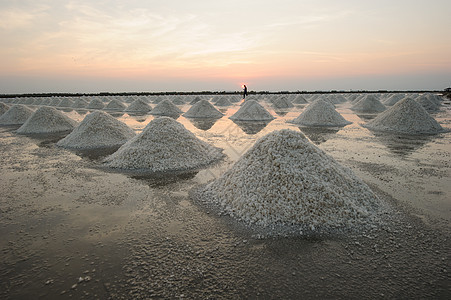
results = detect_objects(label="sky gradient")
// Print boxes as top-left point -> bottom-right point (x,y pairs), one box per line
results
1,0 -> 450,93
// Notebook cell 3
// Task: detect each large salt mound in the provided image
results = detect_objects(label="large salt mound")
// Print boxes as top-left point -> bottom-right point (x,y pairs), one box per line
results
103,117 -> 224,173
230,100 -> 275,121
363,97 -> 446,135
199,129 -> 381,229
17,106 -> 78,134
0,104 -> 34,125
0,102 -> 10,115
351,95 -> 386,113
183,100 -> 223,118
149,99 -> 183,117
57,110 -> 135,149
290,99 -> 351,127
105,99 -> 126,111
87,98 -> 105,110
125,99 -> 152,113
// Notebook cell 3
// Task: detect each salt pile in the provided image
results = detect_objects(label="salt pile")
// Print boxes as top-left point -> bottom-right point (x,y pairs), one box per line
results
290,99 -> 351,127
190,96 -> 202,105
271,96 -> 294,109
363,97 -> 446,135
198,129 -> 381,229
87,98 -> 105,110
214,97 -> 233,107
58,98 -> 74,108
183,100 -> 223,118
230,100 -> 274,121
292,95 -> 308,104
17,106 -> 77,134
57,110 -> 135,149
0,102 -> 10,115
383,94 -> 404,106
171,97 -> 185,105
149,99 -> 182,117
351,95 -> 386,113
415,95 -> 440,112
103,117 -> 224,173
0,104 -> 34,125
72,98 -> 89,108
105,99 -> 126,111
125,99 -> 152,113
49,98 -> 62,106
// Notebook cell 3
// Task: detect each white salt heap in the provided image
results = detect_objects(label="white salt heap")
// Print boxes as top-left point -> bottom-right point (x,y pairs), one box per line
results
171,97 -> 185,105
183,100 -> 223,118
292,95 -> 309,104
0,102 -> 10,115
17,106 -> 77,134
271,96 -> 294,109
214,97 -> 233,107
49,98 -> 61,106
190,96 -> 202,105
58,98 -> 74,108
125,99 -> 152,113
103,117 -> 224,173
57,110 -> 135,149
230,100 -> 275,121
415,95 -> 440,112
0,104 -> 34,125
105,99 -> 126,111
87,98 -> 105,110
351,95 -> 386,113
290,99 -> 351,127
149,99 -> 183,117
199,129 -> 381,229
363,97 -> 447,135
383,94 -> 405,106
72,98 -> 88,108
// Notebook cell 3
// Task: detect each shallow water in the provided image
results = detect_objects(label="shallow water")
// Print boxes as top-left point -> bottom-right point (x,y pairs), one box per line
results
0,99 -> 450,299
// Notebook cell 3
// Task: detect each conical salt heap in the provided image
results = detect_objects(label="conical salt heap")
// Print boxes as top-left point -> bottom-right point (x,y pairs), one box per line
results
149,99 -> 183,117
363,97 -> 446,135
383,94 -> 404,106
415,95 -> 440,112
183,100 -> 223,118
105,99 -> 126,111
125,99 -> 152,113
0,104 -> 34,125
57,110 -> 135,149
171,97 -> 186,105
58,98 -> 74,108
0,102 -> 10,116
214,97 -> 233,107
290,99 -> 351,127
87,98 -> 105,110
17,106 -> 77,134
351,95 -> 386,113
103,117 -> 224,173
198,129 -> 381,229
230,100 -> 274,121
190,96 -> 202,105
49,98 -> 62,106
271,96 -> 294,109
292,95 -> 308,104
72,98 -> 88,108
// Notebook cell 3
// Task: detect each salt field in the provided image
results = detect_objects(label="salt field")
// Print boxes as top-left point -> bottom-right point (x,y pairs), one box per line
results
1,94 -> 450,299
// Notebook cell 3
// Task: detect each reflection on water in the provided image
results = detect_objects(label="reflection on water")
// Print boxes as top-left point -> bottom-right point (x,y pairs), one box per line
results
232,120 -> 272,135
187,117 -> 220,131
108,112 -> 125,117
370,131 -> 436,156
274,110 -> 290,117
128,114 -> 148,122
297,126 -> 340,145
130,171 -> 198,187
357,114 -> 378,122
75,109 -> 88,115
74,147 -> 121,160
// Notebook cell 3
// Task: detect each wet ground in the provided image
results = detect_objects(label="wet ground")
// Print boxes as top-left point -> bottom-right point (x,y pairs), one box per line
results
0,100 -> 450,299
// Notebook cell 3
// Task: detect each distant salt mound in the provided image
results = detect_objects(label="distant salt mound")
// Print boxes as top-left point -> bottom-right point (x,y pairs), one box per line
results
125,99 -> 152,113
290,99 -> 351,127
271,96 -> 294,109
214,97 -> 233,107
58,98 -> 74,108
72,98 -> 89,109
292,95 -> 309,104
171,97 -> 186,105
363,98 -> 446,135
17,106 -> 77,134
0,104 -> 34,125
351,95 -> 386,113
415,95 -> 440,112
198,129 -> 381,229
103,117 -> 224,173
49,98 -> 62,107
183,100 -> 223,118
383,94 -> 404,106
229,96 -> 241,103
190,96 -> 202,105
87,98 -> 105,110
33,98 -> 44,105
0,102 -> 10,115
230,100 -> 274,121
105,99 -> 126,111
57,111 -> 135,149
149,99 -> 182,117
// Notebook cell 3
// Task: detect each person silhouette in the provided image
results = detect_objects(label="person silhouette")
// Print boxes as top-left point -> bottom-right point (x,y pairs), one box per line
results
243,85 -> 248,99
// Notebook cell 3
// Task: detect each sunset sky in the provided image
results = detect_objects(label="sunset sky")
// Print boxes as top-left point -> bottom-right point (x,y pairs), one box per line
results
1,0 -> 450,93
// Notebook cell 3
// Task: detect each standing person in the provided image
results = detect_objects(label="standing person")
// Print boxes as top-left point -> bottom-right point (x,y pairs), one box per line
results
243,84 -> 248,99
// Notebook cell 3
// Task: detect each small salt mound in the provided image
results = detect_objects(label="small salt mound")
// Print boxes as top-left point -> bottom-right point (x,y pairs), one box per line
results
125,99 -> 152,113
415,95 -> 440,112
171,97 -> 186,105
105,99 -> 126,111
57,110 -> 135,149
290,99 -> 351,127
33,98 -> 44,105
0,102 -> 10,115
0,104 -> 34,125
351,95 -> 386,113
58,98 -> 74,108
229,96 -> 241,103
230,100 -> 274,121
383,94 -> 405,106
292,95 -> 308,104
72,98 -> 89,108
49,98 -> 62,106
183,100 -> 223,118
87,98 -> 105,110
199,129 -> 381,228
214,97 -> 233,107
190,96 -> 202,105
149,99 -> 182,117
363,97 -> 446,135
103,117 -> 224,173
271,96 -> 294,109
17,106 -> 77,134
